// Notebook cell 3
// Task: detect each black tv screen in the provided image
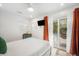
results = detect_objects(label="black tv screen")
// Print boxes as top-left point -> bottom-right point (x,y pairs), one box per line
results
38,20 -> 45,26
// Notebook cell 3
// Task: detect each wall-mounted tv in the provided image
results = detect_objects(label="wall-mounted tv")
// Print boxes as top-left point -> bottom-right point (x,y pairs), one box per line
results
38,20 -> 45,26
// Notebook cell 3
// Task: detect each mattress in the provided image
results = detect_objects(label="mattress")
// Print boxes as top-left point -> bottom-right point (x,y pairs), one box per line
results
0,37 -> 50,56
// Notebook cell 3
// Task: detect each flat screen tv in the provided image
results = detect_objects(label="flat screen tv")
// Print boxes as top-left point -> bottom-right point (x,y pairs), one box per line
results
38,20 -> 45,26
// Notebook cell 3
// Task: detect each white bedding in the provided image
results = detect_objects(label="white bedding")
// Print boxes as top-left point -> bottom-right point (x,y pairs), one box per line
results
0,37 -> 50,56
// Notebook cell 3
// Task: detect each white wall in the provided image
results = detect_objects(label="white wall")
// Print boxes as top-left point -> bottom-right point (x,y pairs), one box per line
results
0,8 -> 30,42
31,16 -> 54,47
32,18 -> 44,40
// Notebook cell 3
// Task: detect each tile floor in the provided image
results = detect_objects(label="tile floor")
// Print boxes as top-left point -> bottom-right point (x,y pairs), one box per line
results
50,35 -> 71,56
51,48 -> 71,56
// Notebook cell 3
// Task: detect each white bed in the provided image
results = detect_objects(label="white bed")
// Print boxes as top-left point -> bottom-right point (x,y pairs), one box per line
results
0,37 -> 51,56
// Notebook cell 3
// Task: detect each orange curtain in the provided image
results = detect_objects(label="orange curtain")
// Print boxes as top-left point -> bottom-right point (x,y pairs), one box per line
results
43,16 -> 49,41
70,8 -> 79,56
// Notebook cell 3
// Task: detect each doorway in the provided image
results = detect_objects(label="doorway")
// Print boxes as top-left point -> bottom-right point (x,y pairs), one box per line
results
53,17 -> 67,51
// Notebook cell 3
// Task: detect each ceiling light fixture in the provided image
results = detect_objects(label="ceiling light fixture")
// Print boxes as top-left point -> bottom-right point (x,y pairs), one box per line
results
26,3 -> 34,12
60,3 -> 64,6
28,7 -> 34,12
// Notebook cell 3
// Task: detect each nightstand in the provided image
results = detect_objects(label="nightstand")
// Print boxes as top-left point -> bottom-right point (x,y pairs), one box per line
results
23,33 -> 32,39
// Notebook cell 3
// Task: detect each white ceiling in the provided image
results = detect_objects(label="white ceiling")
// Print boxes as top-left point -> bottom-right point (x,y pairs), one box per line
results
0,3 -> 79,19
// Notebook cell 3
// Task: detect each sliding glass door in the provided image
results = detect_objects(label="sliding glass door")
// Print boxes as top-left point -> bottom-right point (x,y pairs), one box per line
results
53,20 -> 58,48
53,17 -> 67,51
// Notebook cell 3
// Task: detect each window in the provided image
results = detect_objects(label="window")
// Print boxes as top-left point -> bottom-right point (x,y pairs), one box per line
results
53,17 -> 67,51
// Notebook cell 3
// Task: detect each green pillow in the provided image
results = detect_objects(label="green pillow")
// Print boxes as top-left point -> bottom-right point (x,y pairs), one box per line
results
0,37 -> 7,54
